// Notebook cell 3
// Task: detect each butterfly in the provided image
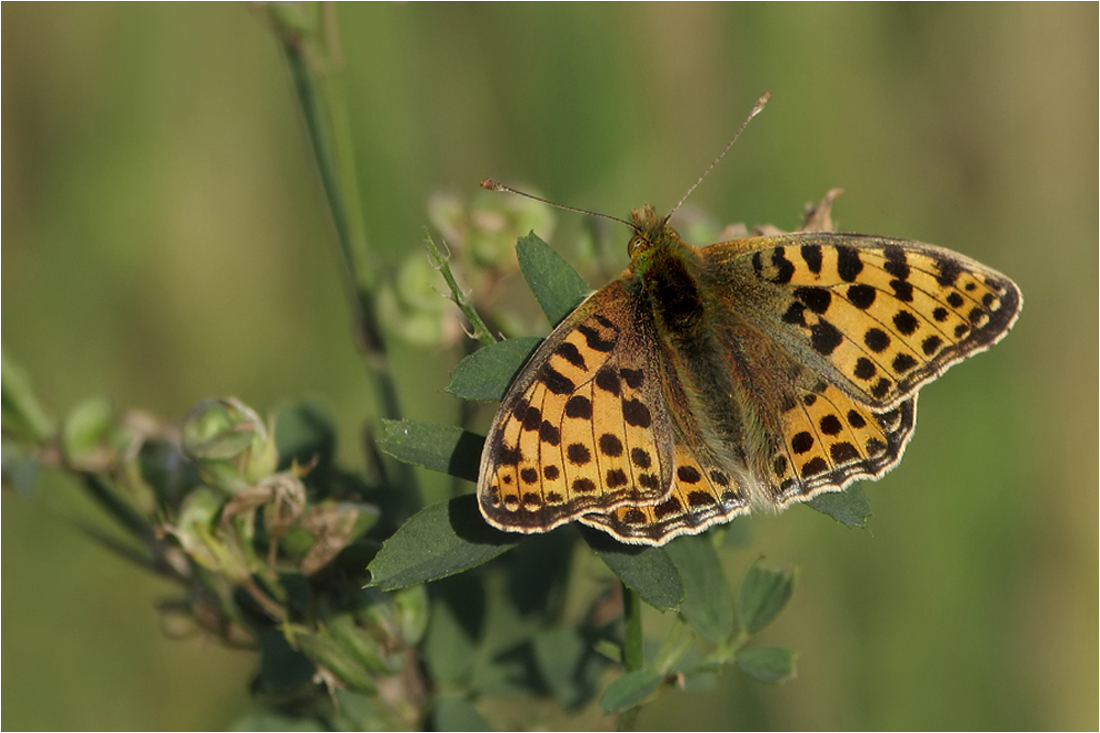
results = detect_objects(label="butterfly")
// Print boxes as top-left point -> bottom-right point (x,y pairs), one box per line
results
475,136 -> 1021,548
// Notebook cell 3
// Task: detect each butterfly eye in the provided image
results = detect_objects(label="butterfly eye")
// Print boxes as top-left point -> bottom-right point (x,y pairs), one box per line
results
628,235 -> 647,257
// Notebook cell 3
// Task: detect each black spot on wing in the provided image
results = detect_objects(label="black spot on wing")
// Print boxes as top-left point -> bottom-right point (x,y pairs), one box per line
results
890,280 -> 914,302
622,399 -> 651,428
539,364 -> 575,395
677,466 -> 701,483
770,247 -> 795,284
810,321 -> 843,355
595,368 -> 620,395
795,286 -> 832,314
893,311 -> 919,335
836,246 -> 863,282
566,443 -> 591,465
619,368 -> 644,388
865,328 -> 890,352
576,323 -> 615,352
555,342 -> 587,369
847,284 -> 876,309
801,244 -> 823,274
935,256 -> 961,287
598,433 -> 623,457
539,420 -> 560,446
782,302 -> 807,326
565,395 -> 592,419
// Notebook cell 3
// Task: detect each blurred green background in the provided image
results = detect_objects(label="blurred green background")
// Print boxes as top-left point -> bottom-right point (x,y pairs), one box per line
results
3,3 -> 1096,730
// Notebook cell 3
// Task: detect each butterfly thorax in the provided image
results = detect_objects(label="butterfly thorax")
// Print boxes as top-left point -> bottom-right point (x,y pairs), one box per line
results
627,206 -> 706,337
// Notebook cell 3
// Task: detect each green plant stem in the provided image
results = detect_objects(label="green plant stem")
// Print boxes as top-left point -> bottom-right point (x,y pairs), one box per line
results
424,231 -> 496,347
618,582 -> 644,731
277,21 -> 418,503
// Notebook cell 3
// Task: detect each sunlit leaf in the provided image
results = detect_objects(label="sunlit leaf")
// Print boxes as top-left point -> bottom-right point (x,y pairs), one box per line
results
367,495 -> 517,590
516,232 -> 590,325
664,534 -> 733,643
378,419 -> 484,483
447,337 -> 542,402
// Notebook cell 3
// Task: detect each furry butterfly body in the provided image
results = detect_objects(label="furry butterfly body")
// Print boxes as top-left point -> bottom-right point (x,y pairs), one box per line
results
477,203 -> 1021,546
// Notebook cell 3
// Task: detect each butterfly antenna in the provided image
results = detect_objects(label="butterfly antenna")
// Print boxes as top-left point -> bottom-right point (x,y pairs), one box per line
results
480,179 -> 636,230
667,92 -> 771,221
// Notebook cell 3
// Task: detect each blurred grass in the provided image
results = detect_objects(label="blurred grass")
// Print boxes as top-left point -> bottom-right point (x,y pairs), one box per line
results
2,3 -> 1096,729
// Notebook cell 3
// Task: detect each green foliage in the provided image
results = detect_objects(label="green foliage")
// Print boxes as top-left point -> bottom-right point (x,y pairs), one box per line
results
737,559 -> 797,635
367,496 -> 518,590
734,646 -> 797,685
807,484 -> 872,527
515,231 -> 592,325
447,337 -> 542,402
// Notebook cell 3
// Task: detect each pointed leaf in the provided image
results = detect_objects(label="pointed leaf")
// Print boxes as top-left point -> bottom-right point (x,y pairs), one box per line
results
378,419 -> 484,482
447,337 -> 542,401
664,534 -> 733,643
581,527 -> 683,611
367,495 -> 518,590
737,559 -> 796,635
516,232 -> 590,325
533,627 -> 588,708
807,484 -> 871,528
735,646 -> 796,684
599,668 -> 663,713
1,353 -> 55,443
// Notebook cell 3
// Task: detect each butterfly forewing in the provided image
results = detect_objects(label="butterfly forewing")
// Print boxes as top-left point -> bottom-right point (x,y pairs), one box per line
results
478,280 -> 677,535
708,234 -> 1022,410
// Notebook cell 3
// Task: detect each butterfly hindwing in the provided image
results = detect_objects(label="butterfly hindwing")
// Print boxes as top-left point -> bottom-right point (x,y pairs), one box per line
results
766,380 -> 917,506
578,439 -> 750,545
478,280 -> 677,535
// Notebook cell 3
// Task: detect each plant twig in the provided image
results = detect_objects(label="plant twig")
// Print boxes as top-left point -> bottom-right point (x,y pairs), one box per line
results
618,582 -> 644,731
424,231 -> 496,347
274,12 -> 419,504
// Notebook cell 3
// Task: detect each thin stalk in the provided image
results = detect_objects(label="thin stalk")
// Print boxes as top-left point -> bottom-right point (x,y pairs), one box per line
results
277,18 -> 418,503
618,582 -> 644,731
424,231 -> 496,346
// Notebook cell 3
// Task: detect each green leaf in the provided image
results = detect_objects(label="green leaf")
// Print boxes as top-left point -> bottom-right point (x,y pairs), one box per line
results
737,559 -> 796,635
664,534 -> 733,643
447,337 -> 542,401
61,395 -> 114,464
516,232 -> 590,325
599,668 -> 663,713
533,627 -> 588,708
367,495 -> 518,590
1,352 -> 55,443
433,695 -> 494,732
378,419 -> 484,482
735,646 -> 796,684
581,527 -> 683,611
807,484 -> 871,527
422,580 -> 482,686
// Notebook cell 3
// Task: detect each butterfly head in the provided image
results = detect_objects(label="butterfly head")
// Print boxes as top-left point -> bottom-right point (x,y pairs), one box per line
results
627,204 -> 680,259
